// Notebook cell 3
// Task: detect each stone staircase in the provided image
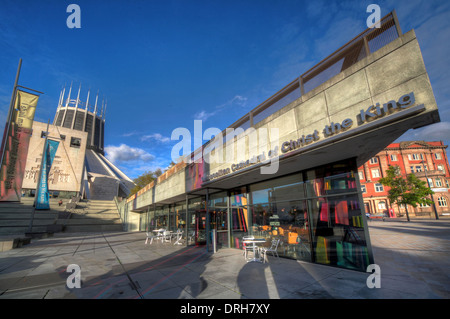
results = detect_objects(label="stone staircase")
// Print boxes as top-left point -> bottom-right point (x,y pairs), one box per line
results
59,199 -> 123,232
0,197 -> 123,251
0,197 -> 60,251
0,197 -> 60,235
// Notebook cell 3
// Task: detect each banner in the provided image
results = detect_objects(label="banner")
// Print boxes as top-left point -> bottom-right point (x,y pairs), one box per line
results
0,90 -> 38,201
35,139 -> 59,210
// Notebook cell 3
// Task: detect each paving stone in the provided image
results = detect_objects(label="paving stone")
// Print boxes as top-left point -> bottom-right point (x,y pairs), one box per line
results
0,220 -> 449,300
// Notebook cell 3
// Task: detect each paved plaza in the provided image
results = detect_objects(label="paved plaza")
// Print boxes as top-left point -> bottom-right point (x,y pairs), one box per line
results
0,218 -> 449,300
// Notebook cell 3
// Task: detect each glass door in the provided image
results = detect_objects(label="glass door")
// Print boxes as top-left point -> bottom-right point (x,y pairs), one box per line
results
210,207 -> 228,249
195,210 -> 207,245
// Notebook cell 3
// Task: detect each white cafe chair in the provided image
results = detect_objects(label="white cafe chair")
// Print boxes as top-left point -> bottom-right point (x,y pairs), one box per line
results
145,231 -> 155,245
242,235 -> 255,259
174,229 -> 184,245
162,230 -> 172,243
259,238 -> 280,263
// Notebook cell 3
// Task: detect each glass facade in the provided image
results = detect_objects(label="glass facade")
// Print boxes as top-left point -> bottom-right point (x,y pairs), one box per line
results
230,158 -> 371,272
139,158 -> 372,272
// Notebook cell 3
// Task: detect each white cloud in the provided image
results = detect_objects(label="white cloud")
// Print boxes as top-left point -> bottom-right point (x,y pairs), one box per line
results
411,121 -> 450,141
194,95 -> 248,121
228,95 -> 248,107
122,131 -> 138,137
194,110 -> 216,121
104,144 -> 155,163
141,133 -> 171,143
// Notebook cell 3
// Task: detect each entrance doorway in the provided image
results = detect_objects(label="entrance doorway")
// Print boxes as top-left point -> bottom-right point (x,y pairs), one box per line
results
192,208 -> 229,250
210,207 -> 228,249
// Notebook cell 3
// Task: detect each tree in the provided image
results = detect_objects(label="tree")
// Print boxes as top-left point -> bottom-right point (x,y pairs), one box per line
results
128,169 -> 162,197
378,165 -> 434,221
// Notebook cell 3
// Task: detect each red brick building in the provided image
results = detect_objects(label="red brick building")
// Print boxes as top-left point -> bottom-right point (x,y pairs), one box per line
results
359,141 -> 450,218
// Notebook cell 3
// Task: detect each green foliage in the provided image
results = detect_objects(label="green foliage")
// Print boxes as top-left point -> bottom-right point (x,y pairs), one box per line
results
128,169 -> 162,197
378,165 -> 434,208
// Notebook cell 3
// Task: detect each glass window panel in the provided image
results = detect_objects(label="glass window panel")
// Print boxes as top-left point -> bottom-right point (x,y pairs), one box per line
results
309,195 -> 369,271
250,173 -> 303,204
152,207 -> 168,229
371,169 -> 380,178
208,191 -> 227,208
306,172 -> 357,197
306,159 -> 357,197
358,171 -> 364,180
230,206 -> 249,249
230,187 -> 248,206
168,202 -> 187,231
438,197 -> 448,207
249,201 -> 311,262
140,212 -> 148,231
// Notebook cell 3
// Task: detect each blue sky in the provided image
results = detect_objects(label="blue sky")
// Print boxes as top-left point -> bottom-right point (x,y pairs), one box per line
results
1,0 -> 450,180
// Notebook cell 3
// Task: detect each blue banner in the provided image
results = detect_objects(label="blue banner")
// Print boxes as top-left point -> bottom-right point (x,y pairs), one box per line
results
36,139 -> 59,210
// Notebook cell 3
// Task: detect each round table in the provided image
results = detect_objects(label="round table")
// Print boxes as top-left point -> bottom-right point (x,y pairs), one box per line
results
242,238 -> 266,262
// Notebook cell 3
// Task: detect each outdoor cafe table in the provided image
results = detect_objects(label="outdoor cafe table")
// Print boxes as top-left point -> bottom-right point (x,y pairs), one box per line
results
242,238 -> 266,263
152,229 -> 165,241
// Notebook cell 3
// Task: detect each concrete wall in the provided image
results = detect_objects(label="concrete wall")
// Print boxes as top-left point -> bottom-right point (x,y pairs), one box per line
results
154,169 -> 186,203
200,30 -> 438,182
88,174 -> 120,200
22,122 -> 87,193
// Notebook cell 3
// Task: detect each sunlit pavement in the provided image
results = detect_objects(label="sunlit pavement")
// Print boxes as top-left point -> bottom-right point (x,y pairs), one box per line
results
0,218 -> 449,299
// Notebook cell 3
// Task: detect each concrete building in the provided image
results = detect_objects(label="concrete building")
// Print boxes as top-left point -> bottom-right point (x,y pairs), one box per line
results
359,141 -> 450,218
117,12 -> 442,272
22,122 -> 87,197
21,85 -> 135,200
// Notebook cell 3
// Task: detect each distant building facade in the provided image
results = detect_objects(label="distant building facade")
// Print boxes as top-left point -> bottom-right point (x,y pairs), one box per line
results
22,85 -> 135,200
359,141 -> 450,218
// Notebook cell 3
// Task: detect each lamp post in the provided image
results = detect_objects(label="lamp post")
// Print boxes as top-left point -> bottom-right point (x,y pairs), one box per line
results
421,160 -> 439,220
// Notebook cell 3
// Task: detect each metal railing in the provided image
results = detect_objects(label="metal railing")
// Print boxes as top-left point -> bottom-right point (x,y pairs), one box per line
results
193,11 -> 402,157
232,11 -> 401,129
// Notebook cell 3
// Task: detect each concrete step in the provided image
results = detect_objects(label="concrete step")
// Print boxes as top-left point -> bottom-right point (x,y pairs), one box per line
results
85,204 -> 117,210
87,200 -> 116,203
0,198 -> 122,235
70,213 -> 120,219
0,203 -> 67,212
63,224 -> 123,232
0,213 -> 57,219
0,219 -> 57,227
0,236 -> 31,251
0,226 -> 29,235
0,206 -> 34,212
85,207 -> 117,212
0,199 -> 59,237
0,225 -> 48,235
58,218 -> 121,225
61,199 -> 122,232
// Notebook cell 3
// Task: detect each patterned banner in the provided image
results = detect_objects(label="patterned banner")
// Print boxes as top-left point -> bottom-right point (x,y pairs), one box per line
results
0,90 -> 38,201
35,139 -> 59,210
